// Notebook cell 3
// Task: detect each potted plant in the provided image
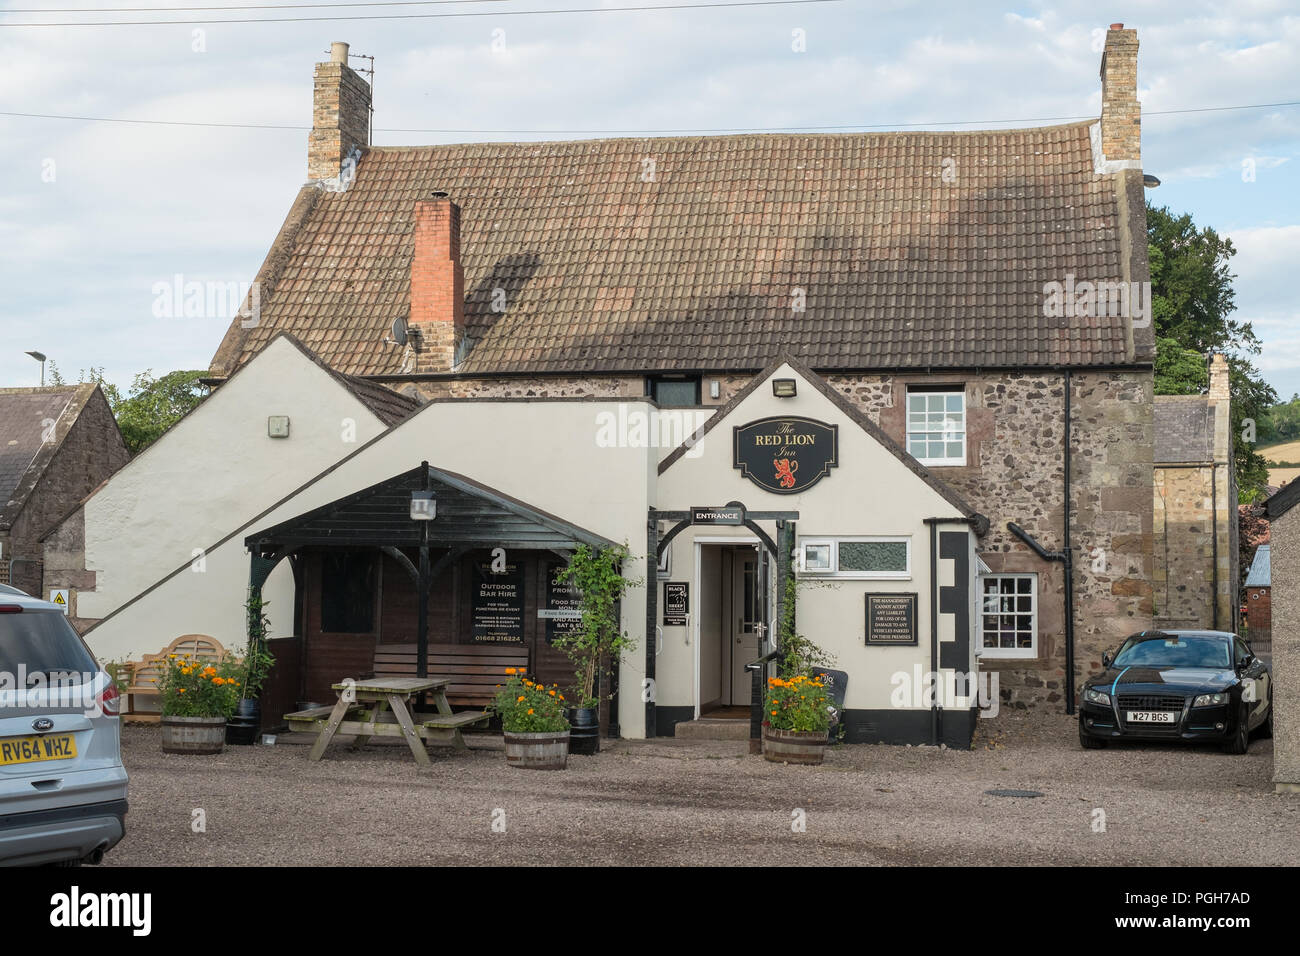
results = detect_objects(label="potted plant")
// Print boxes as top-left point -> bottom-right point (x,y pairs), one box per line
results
492,669 -> 570,770
227,592 -> 277,746
553,543 -> 639,754
156,653 -> 245,754
762,674 -> 833,765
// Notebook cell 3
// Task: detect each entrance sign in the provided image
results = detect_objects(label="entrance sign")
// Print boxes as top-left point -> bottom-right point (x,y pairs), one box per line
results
733,417 -> 838,494
543,562 -> 582,645
691,505 -> 745,525
471,560 -> 525,643
663,582 -> 689,626
865,593 -> 918,645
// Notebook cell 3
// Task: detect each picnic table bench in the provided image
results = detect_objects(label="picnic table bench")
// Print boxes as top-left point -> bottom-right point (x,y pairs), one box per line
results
284,677 -> 488,766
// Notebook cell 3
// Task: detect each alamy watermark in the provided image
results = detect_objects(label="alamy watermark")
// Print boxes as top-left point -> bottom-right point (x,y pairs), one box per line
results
1043,274 -> 1151,328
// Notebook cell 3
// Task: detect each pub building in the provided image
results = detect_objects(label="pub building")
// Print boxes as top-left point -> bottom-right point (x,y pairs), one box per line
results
48,27 -> 1159,748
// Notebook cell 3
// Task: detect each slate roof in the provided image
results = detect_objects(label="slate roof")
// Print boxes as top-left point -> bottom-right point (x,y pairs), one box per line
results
1244,544 -> 1270,588
211,122 -> 1149,379
1154,396 -> 1214,464
0,385 -> 96,529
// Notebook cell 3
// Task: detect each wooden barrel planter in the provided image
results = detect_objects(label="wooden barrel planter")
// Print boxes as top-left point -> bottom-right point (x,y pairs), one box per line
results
161,716 -> 227,755
762,727 -> 829,765
503,730 -> 570,770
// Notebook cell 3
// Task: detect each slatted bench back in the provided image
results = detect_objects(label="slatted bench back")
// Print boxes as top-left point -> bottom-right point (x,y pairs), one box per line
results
372,643 -> 529,708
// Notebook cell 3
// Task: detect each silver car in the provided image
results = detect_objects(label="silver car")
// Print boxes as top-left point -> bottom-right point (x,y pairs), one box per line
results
0,589 -> 127,866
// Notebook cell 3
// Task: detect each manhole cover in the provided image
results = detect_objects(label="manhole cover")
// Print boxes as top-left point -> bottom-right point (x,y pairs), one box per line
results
984,789 -> 1044,798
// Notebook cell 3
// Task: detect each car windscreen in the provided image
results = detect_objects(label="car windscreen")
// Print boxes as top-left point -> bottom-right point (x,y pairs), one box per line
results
0,609 -> 98,686
1113,635 -> 1232,669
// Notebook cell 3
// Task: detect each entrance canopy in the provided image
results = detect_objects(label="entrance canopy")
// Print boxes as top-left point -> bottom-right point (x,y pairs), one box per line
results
245,461 -> 614,557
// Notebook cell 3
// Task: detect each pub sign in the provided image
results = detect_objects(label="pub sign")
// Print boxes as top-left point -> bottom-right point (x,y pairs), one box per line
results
733,417 -> 839,495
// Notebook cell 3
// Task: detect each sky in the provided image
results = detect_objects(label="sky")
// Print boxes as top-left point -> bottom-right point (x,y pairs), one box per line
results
1,0 -> 1298,398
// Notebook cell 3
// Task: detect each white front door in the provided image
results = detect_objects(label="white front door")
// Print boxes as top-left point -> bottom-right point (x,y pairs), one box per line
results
729,548 -> 764,704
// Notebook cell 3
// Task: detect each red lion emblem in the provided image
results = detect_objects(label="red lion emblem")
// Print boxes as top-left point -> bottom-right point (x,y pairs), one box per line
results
773,458 -> 799,489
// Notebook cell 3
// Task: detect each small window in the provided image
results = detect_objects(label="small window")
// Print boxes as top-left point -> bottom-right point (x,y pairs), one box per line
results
906,388 -> 966,466
979,574 -> 1037,658
648,376 -> 700,406
799,536 -> 910,579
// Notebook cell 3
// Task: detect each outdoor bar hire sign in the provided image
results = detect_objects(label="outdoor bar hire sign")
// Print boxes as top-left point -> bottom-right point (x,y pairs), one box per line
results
733,417 -> 838,494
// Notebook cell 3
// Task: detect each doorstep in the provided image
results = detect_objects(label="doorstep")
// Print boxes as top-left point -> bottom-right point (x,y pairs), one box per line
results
673,718 -> 751,741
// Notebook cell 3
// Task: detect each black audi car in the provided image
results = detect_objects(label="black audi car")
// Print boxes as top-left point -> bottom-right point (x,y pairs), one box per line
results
1079,630 -> 1273,754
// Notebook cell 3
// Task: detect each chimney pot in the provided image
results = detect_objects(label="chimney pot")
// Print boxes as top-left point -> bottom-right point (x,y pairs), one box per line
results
331,41 -> 349,63
1110,22 -> 1123,29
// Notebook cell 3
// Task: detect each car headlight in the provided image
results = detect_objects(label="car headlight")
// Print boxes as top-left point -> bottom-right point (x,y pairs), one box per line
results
1193,692 -> 1229,707
1083,688 -> 1111,706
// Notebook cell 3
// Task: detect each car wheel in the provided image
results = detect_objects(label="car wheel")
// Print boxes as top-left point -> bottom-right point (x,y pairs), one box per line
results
1257,693 -> 1274,740
1079,726 -> 1106,749
1223,703 -> 1250,755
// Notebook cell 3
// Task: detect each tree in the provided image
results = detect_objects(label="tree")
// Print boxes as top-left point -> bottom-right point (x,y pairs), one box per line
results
45,363 -> 208,455
1148,204 -> 1278,502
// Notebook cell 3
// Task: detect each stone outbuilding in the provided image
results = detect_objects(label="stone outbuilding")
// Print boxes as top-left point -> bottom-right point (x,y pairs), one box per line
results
0,384 -> 128,600
1243,544 -> 1271,647
1152,354 -> 1237,632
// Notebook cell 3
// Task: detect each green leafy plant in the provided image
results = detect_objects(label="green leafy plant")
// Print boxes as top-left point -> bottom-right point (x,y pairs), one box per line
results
241,591 -> 276,700
554,543 -> 640,707
764,674 -> 832,733
492,670 -> 569,733
777,572 -> 835,679
97,654 -> 133,689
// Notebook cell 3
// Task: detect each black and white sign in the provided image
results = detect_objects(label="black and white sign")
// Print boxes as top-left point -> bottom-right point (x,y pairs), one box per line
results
543,562 -> 582,645
691,505 -> 745,525
471,560 -> 525,643
865,593 -> 918,646
663,582 -> 689,626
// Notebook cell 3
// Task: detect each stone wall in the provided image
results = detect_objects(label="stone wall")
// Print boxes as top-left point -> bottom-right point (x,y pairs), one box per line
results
1154,465 -> 1235,630
1270,507 -> 1299,793
824,368 -> 1153,710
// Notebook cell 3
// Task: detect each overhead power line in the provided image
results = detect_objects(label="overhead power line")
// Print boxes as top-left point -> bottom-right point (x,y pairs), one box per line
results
10,0 -> 513,10
1,100 -> 1298,135
0,0 -> 840,26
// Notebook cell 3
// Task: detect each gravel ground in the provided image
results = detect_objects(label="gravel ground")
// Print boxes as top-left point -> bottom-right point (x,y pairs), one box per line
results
106,711 -> 1299,866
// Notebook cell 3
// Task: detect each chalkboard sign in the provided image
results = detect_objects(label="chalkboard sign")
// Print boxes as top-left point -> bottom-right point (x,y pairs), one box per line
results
865,593 -> 918,646
544,563 -> 582,645
471,560 -> 525,644
814,668 -> 849,735
663,582 -> 689,626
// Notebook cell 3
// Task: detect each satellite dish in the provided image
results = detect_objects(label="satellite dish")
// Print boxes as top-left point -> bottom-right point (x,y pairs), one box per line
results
390,315 -> 408,346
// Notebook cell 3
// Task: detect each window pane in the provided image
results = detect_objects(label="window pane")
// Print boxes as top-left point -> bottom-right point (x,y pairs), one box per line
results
321,552 -> 375,633
928,394 -> 944,411
653,379 -> 697,405
946,394 -> 963,412
804,544 -> 831,570
946,442 -> 964,458
839,541 -> 907,573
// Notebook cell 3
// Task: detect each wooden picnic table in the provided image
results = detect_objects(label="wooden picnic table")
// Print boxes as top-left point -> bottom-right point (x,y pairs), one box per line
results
284,677 -> 487,766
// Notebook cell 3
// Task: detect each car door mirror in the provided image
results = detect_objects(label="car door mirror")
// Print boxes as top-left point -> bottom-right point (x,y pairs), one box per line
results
1101,652 -> 1113,669
1238,654 -> 1254,671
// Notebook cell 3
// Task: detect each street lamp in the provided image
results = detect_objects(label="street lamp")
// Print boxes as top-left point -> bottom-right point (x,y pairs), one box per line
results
25,351 -> 46,386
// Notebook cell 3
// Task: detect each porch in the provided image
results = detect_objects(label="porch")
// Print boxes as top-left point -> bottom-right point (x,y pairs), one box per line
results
244,462 -> 615,729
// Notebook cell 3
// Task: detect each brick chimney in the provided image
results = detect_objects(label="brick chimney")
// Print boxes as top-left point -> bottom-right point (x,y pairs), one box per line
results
410,192 -> 464,371
1098,23 -> 1140,164
1208,353 -> 1230,402
308,41 -> 371,182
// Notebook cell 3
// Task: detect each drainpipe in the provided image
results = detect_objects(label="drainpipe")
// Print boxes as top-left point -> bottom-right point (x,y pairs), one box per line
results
1211,462 -> 1219,629
1063,369 -> 1075,716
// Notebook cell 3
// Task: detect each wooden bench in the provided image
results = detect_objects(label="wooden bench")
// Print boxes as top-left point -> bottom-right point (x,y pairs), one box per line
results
371,642 -> 529,709
124,635 -> 227,723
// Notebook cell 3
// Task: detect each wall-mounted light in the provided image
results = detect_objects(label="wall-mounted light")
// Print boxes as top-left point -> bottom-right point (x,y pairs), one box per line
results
709,380 -> 720,400
772,378 -> 797,398
410,490 -> 436,520
267,415 -> 290,438
1143,174 -> 1161,188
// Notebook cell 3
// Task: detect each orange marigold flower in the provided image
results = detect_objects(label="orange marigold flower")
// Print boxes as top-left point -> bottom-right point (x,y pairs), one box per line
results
527,708 -> 535,715
505,667 -> 516,675
178,688 -> 186,694
770,710 -> 777,715
549,690 -> 556,697
517,695 -> 526,702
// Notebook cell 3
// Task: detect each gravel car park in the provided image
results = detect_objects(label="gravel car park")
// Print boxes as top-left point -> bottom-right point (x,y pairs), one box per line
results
104,710 -> 1297,867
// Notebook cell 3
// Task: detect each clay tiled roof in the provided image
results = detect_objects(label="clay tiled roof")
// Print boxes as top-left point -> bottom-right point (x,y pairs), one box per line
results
212,123 -> 1144,378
